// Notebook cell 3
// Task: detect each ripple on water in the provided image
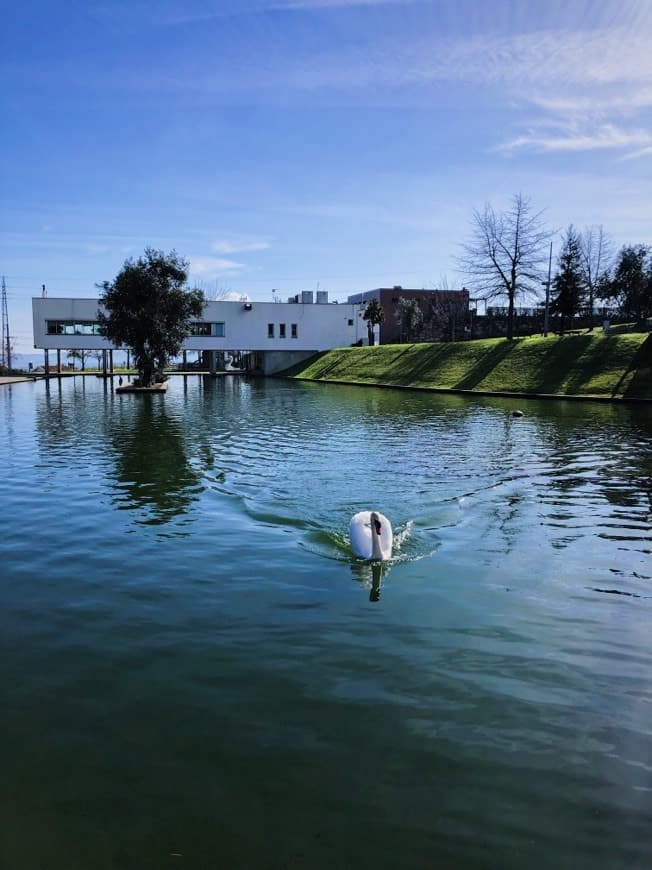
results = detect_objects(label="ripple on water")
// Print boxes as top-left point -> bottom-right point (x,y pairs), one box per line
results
1,377 -> 652,868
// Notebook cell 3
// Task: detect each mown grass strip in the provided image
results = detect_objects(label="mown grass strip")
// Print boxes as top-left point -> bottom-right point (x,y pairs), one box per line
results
282,333 -> 652,400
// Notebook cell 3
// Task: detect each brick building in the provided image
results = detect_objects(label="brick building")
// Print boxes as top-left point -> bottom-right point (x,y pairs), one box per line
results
347,286 -> 470,344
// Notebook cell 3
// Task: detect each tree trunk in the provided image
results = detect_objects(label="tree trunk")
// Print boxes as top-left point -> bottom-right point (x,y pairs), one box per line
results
141,361 -> 154,387
507,293 -> 515,340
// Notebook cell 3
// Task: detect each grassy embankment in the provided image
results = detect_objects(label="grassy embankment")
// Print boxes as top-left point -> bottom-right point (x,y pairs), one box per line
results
283,331 -> 652,400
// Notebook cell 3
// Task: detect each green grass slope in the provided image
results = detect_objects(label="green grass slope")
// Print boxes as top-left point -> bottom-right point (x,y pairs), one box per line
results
283,333 -> 652,400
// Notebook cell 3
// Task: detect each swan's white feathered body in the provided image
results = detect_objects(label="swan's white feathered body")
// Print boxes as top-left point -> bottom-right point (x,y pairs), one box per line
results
349,511 -> 393,561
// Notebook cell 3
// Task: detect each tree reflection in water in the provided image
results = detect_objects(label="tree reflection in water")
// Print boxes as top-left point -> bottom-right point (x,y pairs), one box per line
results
109,396 -> 204,526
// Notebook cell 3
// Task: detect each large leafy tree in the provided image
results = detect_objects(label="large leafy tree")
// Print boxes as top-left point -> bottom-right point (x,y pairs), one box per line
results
551,225 -> 585,334
604,245 -> 652,327
458,193 -> 551,340
98,248 -> 205,386
363,298 -> 385,346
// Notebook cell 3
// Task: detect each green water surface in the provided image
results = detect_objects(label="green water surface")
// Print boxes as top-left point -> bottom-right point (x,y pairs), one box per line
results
1,375 -> 651,869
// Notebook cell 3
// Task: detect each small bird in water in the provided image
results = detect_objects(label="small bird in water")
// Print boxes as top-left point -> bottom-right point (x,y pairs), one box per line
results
512,410 -> 524,418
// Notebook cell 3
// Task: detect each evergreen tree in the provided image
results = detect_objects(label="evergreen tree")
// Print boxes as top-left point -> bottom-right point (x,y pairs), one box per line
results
551,226 -> 584,334
607,245 -> 652,327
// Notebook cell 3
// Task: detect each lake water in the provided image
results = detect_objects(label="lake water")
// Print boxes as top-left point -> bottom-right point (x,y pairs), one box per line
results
1,375 -> 651,869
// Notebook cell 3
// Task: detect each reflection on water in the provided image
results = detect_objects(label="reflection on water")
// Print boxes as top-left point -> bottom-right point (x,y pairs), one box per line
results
107,395 -> 204,526
2,375 -> 652,869
351,560 -> 390,602
33,377 -> 214,530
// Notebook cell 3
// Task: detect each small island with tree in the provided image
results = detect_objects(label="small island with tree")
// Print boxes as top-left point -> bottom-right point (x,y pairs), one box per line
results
97,248 -> 205,392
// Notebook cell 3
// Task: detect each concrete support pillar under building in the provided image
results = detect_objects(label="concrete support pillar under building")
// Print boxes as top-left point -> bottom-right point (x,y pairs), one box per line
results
209,350 -> 217,375
109,349 -> 114,375
44,348 -> 50,379
56,349 -> 61,374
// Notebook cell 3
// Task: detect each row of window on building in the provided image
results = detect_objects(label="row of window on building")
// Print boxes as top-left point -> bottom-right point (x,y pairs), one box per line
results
268,323 -> 298,338
45,320 -> 298,339
46,320 -> 104,336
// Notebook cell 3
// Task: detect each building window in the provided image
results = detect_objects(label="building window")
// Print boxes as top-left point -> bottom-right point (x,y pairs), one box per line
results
75,321 -> 96,335
348,319 -> 354,326
190,322 -> 224,337
46,319 -> 103,336
291,323 -> 298,338
279,323 -> 286,338
268,323 -> 274,338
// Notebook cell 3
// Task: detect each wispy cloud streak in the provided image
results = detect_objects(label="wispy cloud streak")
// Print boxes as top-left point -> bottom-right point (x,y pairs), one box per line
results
498,123 -> 652,156
190,256 -> 245,276
211,239 -> 271,254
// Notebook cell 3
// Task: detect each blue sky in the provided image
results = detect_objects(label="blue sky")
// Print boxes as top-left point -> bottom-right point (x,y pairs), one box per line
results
3,0 -> 651,353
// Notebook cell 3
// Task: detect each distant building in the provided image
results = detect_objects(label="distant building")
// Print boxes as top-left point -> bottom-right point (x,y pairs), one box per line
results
32,292 -> 362,375
347,286 -> 470,344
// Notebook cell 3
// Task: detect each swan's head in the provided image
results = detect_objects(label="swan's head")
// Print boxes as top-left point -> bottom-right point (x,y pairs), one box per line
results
370,511 -> 382,536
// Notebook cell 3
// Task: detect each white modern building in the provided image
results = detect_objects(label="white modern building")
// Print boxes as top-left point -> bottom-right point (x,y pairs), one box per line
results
32,292 -> 365,375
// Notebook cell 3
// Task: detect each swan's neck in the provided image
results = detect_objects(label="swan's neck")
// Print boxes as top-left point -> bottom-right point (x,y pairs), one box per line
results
371,525 -> 384,560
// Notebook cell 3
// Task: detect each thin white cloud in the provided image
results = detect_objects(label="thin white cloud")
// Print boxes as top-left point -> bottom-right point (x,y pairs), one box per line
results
274,0 -> 408,8
246,23 -> 652,93
90,0 -> 411,30
531,89 -> 652,117
25,3 -> 652,162
621,145 -> 652,160
211,239 -> 271,254
498,123 -> 652,156
466,24 -> 652,158
446,27 -> 652,89
190,256 -> 245,276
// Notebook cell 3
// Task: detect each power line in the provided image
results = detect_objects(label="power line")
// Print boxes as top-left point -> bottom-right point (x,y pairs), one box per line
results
1,276 -> 12,370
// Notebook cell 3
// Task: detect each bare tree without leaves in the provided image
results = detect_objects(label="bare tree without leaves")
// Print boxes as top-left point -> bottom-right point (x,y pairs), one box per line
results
395,297 -> 423,342
458,193 -> 552,340
579,225 -> 612,330
427,276 -> 467,341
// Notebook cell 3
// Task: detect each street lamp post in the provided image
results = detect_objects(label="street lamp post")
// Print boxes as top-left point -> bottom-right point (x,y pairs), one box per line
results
542,241 -> 553,337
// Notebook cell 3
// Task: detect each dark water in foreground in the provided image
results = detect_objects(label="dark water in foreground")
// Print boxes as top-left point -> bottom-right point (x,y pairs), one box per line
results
1,375 -> 651,869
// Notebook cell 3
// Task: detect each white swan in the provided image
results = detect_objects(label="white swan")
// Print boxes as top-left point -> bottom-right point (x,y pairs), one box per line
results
349,511 -> 393,561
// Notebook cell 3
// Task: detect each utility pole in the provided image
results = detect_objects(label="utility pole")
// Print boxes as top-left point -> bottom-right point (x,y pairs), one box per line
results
542,242 -> 553,337
1,276 -> 11,371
